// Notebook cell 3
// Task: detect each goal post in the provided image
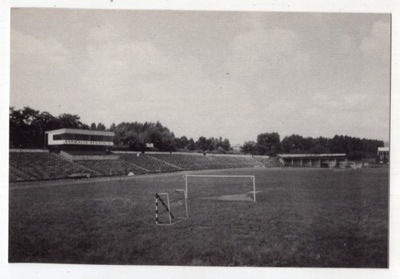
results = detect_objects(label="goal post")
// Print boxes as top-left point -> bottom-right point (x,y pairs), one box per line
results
184,174 -> 256,203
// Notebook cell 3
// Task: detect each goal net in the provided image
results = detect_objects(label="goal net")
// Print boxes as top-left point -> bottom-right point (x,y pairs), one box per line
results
184,174 -> 256,203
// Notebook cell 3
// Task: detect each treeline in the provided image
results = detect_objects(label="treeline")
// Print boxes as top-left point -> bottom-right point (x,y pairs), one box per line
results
112,122 -> 232,152
9,107 -> 384,158
9,107 -> 232,153
10,107 -> 89,148
241,133 -> 384,160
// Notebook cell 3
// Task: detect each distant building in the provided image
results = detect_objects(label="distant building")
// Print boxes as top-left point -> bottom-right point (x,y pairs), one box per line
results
377,147 -> 389,163
277,153 -> 347,168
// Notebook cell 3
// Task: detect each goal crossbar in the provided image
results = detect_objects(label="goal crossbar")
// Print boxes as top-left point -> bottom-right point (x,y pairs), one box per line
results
185,174 -> 256,178
184,174 -> 256,202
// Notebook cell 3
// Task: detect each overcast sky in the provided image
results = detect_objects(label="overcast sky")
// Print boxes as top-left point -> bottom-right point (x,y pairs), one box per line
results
10,9 -> 390,144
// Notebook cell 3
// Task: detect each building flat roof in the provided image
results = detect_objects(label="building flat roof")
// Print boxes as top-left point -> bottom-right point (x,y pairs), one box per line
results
278,153 -> 346,159
45,128 -> 114,137
378,147 -> 389,152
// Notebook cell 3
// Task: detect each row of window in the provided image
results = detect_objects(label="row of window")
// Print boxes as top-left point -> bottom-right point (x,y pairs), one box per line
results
53,133 -> 113,142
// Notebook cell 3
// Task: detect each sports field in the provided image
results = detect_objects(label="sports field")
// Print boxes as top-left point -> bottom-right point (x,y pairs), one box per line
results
9,167 -> 388,267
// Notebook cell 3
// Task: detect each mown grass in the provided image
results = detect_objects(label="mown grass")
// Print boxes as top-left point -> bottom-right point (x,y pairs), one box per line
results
9,167 -> 388,267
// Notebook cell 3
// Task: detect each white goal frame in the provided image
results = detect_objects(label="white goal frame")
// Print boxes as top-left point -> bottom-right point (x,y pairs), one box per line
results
184,174 -> 257,203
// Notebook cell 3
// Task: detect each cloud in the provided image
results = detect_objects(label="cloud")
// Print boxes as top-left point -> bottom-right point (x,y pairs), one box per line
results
11,30 -> 68,58
360,21 -> 390,61
225,27 -> 310,101
10,30 -> 74,108
105,65 -> 254,141
84,41 -> 171,83
227,28 -> 305,76
74,24 -> 255,142
81,21 -> 206,92
10,12 -> 390,143
339,34 -> 357,53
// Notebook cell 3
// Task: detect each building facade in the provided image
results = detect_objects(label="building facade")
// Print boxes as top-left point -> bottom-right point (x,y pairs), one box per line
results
45,128 -> 114,152
278,153 -> 347,168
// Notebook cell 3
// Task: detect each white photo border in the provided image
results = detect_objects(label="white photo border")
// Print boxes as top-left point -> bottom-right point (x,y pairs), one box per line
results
1,1 -> 399,279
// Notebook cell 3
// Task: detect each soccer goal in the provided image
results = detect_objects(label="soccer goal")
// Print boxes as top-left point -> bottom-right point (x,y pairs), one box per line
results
184,174 -> 257,204
155,190 -> 188,226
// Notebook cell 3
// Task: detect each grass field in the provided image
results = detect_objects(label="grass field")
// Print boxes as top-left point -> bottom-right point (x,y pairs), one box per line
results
9,167 -> 388,267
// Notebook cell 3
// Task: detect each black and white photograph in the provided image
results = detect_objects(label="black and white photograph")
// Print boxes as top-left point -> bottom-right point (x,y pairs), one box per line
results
1,0 -> 399,278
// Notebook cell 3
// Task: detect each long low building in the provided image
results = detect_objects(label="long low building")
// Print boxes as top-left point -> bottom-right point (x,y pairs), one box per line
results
277,153 -> 347,168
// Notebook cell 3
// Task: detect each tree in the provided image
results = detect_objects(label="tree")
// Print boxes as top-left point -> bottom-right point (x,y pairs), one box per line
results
281,135 -> 304,153
58,113 -> 86,129
217,137 -> 232,151
37,111 -> 59,131
328,135 -> 345,153
109,123 -> 116,131
302,137 -> 314,152
196,136 -> 208,151
256,132 -> 280,156
10,107 -> 40,148
112,121 -> 177,151
309,143 -> 329,154
9,107 -> 89,148
10,106 -> 385,159
241,141 -> 257,154
96,123 -> 106,131
187,138 -> 196,151
175,136 -> 189,150
361,138 -> 384,158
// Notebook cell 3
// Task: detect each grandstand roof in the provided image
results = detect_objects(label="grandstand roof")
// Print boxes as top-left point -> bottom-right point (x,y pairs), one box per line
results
45,128 -> 114,137
278,154 -> 346,159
